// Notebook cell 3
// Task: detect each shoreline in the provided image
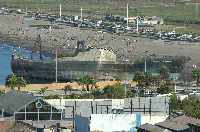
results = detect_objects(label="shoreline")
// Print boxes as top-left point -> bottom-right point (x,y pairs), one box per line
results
0,33 -> 55,57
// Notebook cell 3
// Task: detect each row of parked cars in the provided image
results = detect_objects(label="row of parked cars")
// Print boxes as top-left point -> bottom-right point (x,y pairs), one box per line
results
1,7 -> 200,42
143,30 -> 200,42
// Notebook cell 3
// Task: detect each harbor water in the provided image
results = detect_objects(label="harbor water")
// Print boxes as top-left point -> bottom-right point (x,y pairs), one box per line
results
0,43 -> 52,84
0,44 -> 12,84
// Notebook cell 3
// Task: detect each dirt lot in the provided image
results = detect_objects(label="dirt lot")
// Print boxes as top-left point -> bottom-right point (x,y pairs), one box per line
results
0,81 -> 136,92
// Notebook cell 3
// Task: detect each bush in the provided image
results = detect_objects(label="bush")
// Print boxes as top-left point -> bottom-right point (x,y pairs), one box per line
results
157,84 -> 174,94
170,95 -> 200,119
103,84 -> 125,99
44,95 -> 60,99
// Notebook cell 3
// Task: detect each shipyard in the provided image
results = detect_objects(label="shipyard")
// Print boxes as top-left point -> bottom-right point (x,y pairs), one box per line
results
0,0 -> 200,132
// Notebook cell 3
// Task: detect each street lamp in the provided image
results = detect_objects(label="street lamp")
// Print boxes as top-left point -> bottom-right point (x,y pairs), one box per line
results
144,50 -> 149,73
123,38 -> 131,97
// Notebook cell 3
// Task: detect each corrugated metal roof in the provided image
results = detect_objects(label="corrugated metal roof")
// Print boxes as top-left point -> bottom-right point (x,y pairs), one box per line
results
156,121 -> 190,131
171,115 -> 200,126
140,123 -> 167,132
0,90 -> 36,114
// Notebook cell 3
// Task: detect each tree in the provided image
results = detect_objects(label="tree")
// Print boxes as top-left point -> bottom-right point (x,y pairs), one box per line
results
78,75 -> 95,91
90,78 -> 97,90
5,74 -> 26,91
170,94 -> 179,111
170,95 -> 200,119
182,97 -> 200,119
133,72 -> 145,88
39,87 -> 48,96
133,72 -> 154,96
0,90 -> 5,95
91,89 -> 102,98
63,85 -> 72,95
78,76 -> 86,90
159,65 -> 170,80
103,84 -> 125,98
157,79 -> 174,94
192,68 -> 200,86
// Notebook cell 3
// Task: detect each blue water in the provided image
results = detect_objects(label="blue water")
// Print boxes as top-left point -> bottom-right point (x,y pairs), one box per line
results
0,44 -> 12,84
0,43 -> 52,84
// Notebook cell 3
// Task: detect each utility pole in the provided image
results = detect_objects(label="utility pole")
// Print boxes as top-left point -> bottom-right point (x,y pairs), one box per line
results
55,48 -> 58,83
80,7 -> 83,22
195,3 -> 199,18
137,17 -> 139,34
124,39 -> 130,97
144,50 -> 149,73
145,58 -> 147,73
25,7 -> 28,15
126,3 -> 129,29
59,3 -> 62,19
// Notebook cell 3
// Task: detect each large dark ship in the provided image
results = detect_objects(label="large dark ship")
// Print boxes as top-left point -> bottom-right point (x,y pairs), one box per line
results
11,41 -> 136,83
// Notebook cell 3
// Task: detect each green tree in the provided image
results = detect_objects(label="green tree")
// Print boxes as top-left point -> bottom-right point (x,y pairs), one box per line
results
63,85 -> 72,95
0,90 -> 5,95
78,75 -> 95,91
157,81 -> 174,94
133,72 -> 154,96
90,78 -> 97,90
103,84 -> 125,98
39,87 -> 48,96
5,74 -> 26,91
192,68 -> 200,86
159,65 -> 170,80
170,94 -> 182,112
182,97 -> 200,118
91,89 -> 102,98
170,95 -> 200,119
133,72 -> 145,88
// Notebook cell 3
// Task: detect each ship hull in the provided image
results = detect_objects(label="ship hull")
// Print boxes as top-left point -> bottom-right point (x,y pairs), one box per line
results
11,58 -> 136,83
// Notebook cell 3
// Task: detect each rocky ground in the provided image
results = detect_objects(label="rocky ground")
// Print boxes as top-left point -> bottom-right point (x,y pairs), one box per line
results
0,14 -> 200,63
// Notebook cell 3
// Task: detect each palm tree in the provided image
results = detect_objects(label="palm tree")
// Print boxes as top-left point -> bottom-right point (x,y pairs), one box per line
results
63,85 -> 72,95
78,76 -> 86,90
84,76 -> 92,91
78,75 -> 93,91
39,87 -> 48,96
16,77 -> 27,91
5,74 -> 27,91
90,78 -> 97,90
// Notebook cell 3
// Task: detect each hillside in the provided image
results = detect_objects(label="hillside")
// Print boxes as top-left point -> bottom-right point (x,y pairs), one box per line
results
0,0 -> 192,11
0,0 -> 199,33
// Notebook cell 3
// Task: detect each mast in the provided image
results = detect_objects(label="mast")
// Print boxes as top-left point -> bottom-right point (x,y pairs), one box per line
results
39,41 -> 42,60
36,34 -> 42,60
